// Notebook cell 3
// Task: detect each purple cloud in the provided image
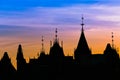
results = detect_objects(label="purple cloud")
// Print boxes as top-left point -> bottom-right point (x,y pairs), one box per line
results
0,4 -> 120,28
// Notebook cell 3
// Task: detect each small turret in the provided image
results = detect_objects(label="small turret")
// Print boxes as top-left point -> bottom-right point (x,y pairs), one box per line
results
0,52 -> 16,80
16,44 -> 26,71
49,28 -> 64,59
104,43 -> 119,65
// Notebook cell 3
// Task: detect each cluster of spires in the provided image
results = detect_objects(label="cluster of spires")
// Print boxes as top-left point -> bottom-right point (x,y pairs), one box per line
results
43,28 -> 64,53
40,16 -> 115,55
0,16 -> 119,80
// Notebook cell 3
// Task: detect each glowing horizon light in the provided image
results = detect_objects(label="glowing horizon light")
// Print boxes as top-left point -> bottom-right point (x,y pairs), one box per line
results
0,0 -> 120,69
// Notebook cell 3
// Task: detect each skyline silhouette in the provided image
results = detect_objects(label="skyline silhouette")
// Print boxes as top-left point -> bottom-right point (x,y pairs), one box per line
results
0,16 -> 120,80
1,1 -> 120,80
1,1 -> 120,64
0,16 -> 119,68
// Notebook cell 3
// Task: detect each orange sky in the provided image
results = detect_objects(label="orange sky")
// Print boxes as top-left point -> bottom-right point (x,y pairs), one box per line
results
1,0 -> 120,70
0,25 -> 120,69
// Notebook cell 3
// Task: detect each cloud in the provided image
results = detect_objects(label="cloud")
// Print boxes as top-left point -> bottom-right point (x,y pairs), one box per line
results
0,4 -> 120,31
0,25 -> 55,38
1,2 -> 120,67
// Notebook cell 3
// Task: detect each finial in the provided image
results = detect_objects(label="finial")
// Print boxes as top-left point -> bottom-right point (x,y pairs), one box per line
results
41,36 -> 44,51
111,32 -> 114,48
55,28 -> 58,42
81,15 -> 84,32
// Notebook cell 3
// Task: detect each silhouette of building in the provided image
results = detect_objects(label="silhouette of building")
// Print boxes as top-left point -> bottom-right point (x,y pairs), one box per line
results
0,17 -> 120,80
104,43 -> 119,67
74,16 -> 91,65
16,44 -> 27,80
0,52 -> 16,80
49,28 -> 64,60
16,44 -> 26,71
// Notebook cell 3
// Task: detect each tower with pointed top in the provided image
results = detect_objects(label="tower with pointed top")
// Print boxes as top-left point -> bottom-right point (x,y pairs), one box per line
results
38,36 -> 46,59
41,36 -> 45,52
16,44 -> 26,71
74,16 -> 91,60
49,28 -> 64,59
0,52 -> 16,80
104,43 -> 119,65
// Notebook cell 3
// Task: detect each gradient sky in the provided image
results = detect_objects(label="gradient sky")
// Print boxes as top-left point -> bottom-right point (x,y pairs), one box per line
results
0,0 -> 120,68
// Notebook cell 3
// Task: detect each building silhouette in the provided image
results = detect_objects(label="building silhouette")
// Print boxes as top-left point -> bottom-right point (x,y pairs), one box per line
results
0,17 -> 120,80
74,16 -> 91,64
16,44 -> 27,80
0,52 -> 16,80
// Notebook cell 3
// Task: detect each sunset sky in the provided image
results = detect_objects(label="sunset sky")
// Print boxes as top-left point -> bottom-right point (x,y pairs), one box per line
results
0,0 -> 120,68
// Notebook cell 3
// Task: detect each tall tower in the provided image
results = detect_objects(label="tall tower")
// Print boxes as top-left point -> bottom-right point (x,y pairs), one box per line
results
16,44 -> 26,71
74,16 -> 91,60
